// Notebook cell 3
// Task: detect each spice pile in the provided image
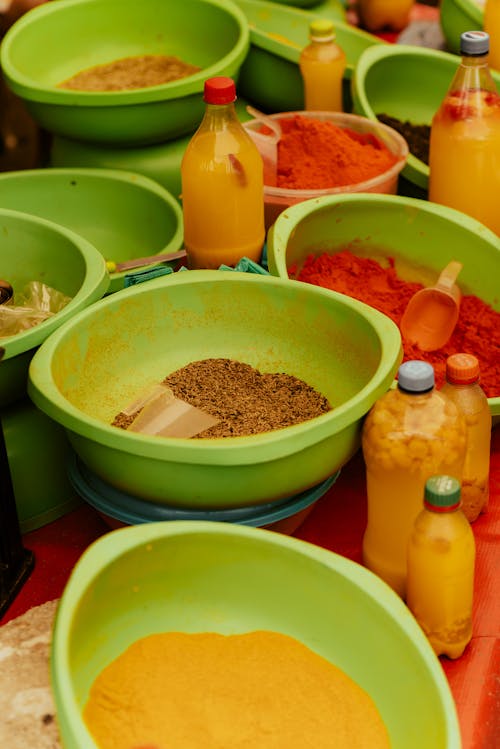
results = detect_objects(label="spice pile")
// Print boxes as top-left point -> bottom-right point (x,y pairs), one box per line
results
59,54 -> 200,91
291,250 -> 500,397
377,113 -> 430,164
275,114 -> 398,190
112,358 -> 331,437
83,630 -> 391,749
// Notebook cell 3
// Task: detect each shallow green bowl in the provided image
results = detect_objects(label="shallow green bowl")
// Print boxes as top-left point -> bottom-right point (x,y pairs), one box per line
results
28,270 -> 402,508
352,44 -> 500,191
0,168 -> 183,293
0,209 -> 108,408
234,0 -> 383,112
51,521 -> 461,749
267,193 -> 500,418
440,0 -> 484,54
0,0 -> 249,146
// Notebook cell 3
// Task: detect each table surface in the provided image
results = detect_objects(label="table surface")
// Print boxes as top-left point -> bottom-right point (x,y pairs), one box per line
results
2,426 -> 499,749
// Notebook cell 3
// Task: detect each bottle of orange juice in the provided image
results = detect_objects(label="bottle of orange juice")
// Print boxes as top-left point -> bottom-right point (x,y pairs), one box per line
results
181,77 -> 265,269
441,354 -> 492,523
484,0 -> 500,71
406,475 -> 475,659
361,360 -> 467,598
299,19 -> 346,112
428,31 -> 500,235
357,0 -> 414,32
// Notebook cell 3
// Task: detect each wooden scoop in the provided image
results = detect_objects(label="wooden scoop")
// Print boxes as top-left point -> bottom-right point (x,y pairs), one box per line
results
400,261 -> 463,352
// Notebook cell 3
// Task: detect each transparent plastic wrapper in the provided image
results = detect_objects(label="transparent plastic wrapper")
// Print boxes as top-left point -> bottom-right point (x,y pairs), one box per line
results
0,281 -> 72,337
122,383 -> 219,439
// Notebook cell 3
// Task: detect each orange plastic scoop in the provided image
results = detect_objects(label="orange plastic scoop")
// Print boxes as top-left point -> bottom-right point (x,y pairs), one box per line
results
400,261 -> 463,351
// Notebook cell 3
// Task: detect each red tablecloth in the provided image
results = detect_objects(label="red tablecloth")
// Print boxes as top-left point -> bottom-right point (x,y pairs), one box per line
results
3,426 -> 499,749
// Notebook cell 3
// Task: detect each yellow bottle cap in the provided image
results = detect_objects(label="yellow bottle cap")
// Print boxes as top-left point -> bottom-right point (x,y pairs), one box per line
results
309,19 -> 335,41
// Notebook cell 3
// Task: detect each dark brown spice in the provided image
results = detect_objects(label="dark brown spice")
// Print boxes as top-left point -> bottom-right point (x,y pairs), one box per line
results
58,54 -> 201,92
112,358 -> 331,438
376,113 -> 430,164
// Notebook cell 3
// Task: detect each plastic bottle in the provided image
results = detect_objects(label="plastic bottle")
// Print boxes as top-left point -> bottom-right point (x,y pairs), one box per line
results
406,475 -> 475,659
357,0 -> 414,33
299,19 -> 346,112
428,31 -> 500,235
361,360 -> 466,598
484,0 -> 500,71
441,354 -> 491,523
180,77 -> 265,269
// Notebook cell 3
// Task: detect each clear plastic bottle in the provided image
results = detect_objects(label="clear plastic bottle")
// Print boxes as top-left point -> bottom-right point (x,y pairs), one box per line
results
406,475 -> 475,659
299,19 -> 346,112
428,31 -> 500,235
361,360 -> 467,598
441,353 -> 491,523
180,77 -> 265,269
357,0 -> 415,33
484,0 -> 500,71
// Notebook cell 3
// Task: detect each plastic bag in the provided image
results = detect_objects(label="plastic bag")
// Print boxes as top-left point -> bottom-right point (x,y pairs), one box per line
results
122,383 -> 219,439
0,281 -> 72,338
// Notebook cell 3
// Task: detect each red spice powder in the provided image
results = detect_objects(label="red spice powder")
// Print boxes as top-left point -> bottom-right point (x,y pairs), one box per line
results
276,115 -> 398,190
292,250 -> 500,398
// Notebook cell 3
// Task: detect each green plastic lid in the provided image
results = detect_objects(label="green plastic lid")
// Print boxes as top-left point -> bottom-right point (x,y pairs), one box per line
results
309,19 -> 335,41
424,475 -> 461,511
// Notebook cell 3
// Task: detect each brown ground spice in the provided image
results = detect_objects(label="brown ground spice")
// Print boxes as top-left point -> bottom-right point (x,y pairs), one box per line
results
58,54 -> 200,92
376,113 -> 430,164
112,358 -> 331,438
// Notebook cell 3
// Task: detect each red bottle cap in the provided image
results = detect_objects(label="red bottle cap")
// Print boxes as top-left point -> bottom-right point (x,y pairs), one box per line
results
203,77 -> 236,104
446,353 -> 480,385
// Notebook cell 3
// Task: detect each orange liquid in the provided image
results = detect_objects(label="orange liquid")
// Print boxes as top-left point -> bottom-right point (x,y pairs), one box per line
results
484,0 -> 500,71
429,89 -> 500,235
181,125 -> 265,269
407,507 -> 475,659
299,42 -> 346,112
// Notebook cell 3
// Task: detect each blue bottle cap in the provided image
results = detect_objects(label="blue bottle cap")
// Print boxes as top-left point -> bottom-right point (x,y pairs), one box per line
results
461,31 -> 489,56
397,360 -> 435,392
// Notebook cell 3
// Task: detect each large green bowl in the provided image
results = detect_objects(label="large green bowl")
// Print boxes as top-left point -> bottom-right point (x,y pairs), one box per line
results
28,270 -> 402,508
0,168 -> 183,293
51,521 -> 461,749
440,0 -> 484,54
234,0 -> 383,112
0,209 -> 108,408
0,0 -> 249,146
267,193 -> 500,418
352,44 -> 500,192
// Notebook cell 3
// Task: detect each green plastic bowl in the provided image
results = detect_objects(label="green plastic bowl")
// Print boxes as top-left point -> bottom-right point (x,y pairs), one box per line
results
51,521 -> 461,749
49,96 -> 254,203
267,193 -> 500,418
0,0 -> 249,146
0,168 -> 183,293
0,209 -> 108,408
234,0 -> 383,112
352,44 -> 500,192
440,0 -> 484,54
28,270 -> 402,508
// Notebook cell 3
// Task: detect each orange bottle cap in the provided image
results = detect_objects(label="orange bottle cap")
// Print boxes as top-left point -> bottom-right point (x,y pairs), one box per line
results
446,353 -> 480,384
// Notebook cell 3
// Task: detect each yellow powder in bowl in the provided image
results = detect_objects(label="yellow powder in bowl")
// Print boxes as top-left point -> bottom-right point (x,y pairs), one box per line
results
83,630 -> 390,749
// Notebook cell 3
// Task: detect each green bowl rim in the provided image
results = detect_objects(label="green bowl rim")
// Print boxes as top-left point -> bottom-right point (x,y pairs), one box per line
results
441,0 -> 484,25
0,208 -> 109,360
242,0 -> 384,79
0,167 -> 184,286
0,0 -> 250,106
50,521 -> 461,749
28,269 -> 403,465
267,192 -> 500,415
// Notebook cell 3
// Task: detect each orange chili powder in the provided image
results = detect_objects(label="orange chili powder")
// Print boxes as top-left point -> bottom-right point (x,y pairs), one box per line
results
292,250 -> 500,398
83,630 -> 390,749
276,115 -> 398,190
